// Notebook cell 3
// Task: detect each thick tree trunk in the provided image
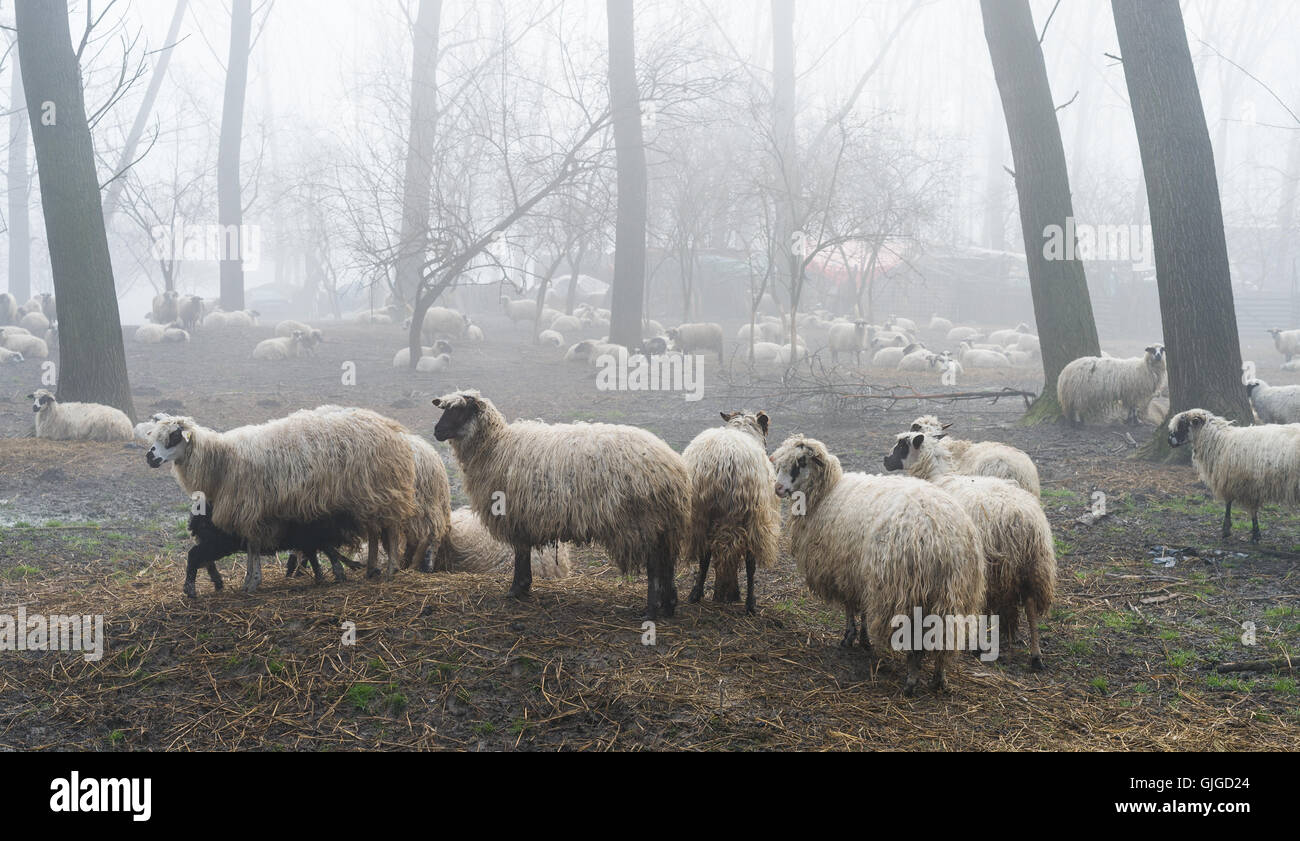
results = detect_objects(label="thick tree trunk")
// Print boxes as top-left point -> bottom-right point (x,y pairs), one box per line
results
217,0 -> 251,310
395,0 -> 442,306
606,0 -> 647,349
16,0 -> 134,419
1113,0 -> 1252,460
7,41 -> 31,304
980,0 -> 1100,423
771,0 -> 797,332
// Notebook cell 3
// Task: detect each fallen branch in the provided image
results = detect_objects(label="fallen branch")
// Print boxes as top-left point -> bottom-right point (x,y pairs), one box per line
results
1215,657 -> 1295,673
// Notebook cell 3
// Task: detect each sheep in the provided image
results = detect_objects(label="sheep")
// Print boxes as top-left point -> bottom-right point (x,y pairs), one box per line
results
134,324 -> 167,344
828,321 -> 869,365
275,319 -> 322,342
1007,349 -> 1035,367
1,331 -> 48,359
465,323 -> 485,343
1057,344 -> 1166,426
422,306 -> 469,341
872,342 -> 922,368
1012,333 -> 1040,353
549,315 -> 583,335
1168,408 -> 1300,543
564,339 -> 597,362
430,507 -> 572,578
770,435 -> 986,696
889,315 -> 917,332
746,341 -> 784,365
681,411 -> 780,614
162,326 -> 190,343
1245,379 -> 1300,424
206,309 -> 257,330
178,295 -> 204,331
431,390 -> 690,618
538,329 -> 565,348
776,342 -> 806,366
19,310 -> 49,332
903,415 -> 1041,496
883,430 -> 1056,669
354,311 -> 393,325
928,314 -> 953,333
415,352 -> 452,373
1267,328 -> 1300,362
28,389 -> 133,442
897,348 -> 939,372
397,433 -> 452,571
988,323 -> 1032,346
947,326 -> 981,343
152,290 -> 181,325
0,347 -> 24,364
38,293 -> 56,322
958,342 -> 1011,369
392,344 -> 447,368
502,298 -> 538,327
0,292 -> 17,325
252,332 -> 307,360
143,407 -> 418,591
666,322 -> 725,361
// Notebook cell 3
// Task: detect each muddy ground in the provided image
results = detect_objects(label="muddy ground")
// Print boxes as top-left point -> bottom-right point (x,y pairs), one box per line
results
0,316 -> 1297,750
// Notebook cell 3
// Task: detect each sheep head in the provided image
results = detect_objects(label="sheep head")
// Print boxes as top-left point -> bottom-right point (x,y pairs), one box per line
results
28,389 -> 55,414
771,435 -> 832,499
145,415 -> 196,468
432,390 -> 485,441
883,430 -> 942,472
721,410 -> 770,442
1167,409 -> 1211,448
909,415 -> 950,434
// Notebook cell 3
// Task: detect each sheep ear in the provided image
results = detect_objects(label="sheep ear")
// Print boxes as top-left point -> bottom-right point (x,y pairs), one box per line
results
756,411 -> 770,434
181,429 -> 192,442
912,434 -> 925,448
25,393 -> 33,400
431,398 -> 442,408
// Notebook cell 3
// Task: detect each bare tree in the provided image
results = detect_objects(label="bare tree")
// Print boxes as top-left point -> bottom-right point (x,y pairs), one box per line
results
218,0 -> 252,309
606,0 -> 647,348
7,38 -> 31,304
394,0 -> 442,305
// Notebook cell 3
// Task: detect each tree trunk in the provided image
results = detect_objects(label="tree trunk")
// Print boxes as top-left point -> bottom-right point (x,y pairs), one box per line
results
217,0 -> 251,310
395,0 -> 442,305
1112,0 -> 1252,459
102,0 -> 188,223
606,0 -> 647,349
16,0 -> 134,419
771,0 -> 797,334
7,40 -> 31,304
980,0 -> 1100,423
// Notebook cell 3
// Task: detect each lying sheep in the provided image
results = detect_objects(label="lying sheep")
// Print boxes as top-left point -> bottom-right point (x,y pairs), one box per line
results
897,347 -> 937,372
872,342 -> 921,368
29,389 -> 133,442
432,390 -> 690,618
1168,408 -> 1300,543
884,431 -> 1056,669
666,322 -> 725,361
0,346 -> 22,363
144,406 -> 418,590
539,329 -> 565,347
958,342 -> 1010,369
178,295 -> 204,331
905,415 -> 1040,496
135,323 -> 188,344
928,315 -> 953,333
430,507 -> 572,578
392,341 -> 452,368
771,435 -> 987,696
1267,328 -> 1300,362
415,352 -> 451,373
275,320 -> 324,352
19,310 -> 48,332
681,411 -> 779,613
1245,379 -> 1300,424
1057,345 -> 1166,426
738,321 -> 783,345
252,332 -> 307,360
1,330 -> 48,359
828,321 -> 868,365
946,326 -> 981,343
988,323 -> 1032,345
549,315 -> 583,335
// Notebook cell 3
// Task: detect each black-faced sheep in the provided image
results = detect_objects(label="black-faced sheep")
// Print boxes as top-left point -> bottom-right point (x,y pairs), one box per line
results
1057,345 -> 1166,426
431,390 -> 690,618
884,431 -> 1056,669
1168,408 -> 1300,543
771,435 -> 986,696
1245,379 -> 1300,424
29,389 -> 133,442
430,507 -> 572,578
143,407 -> 418,592
681,411 -> 779,614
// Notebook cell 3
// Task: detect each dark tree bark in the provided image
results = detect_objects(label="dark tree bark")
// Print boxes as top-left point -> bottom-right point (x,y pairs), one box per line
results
16,0 -> 134,419
606,0 -> 647,349
980,0 -> 1100,423
395,0 -> 442,305
7,40 -> 31,304
1112,0 -> 1252,459
217,0 -> 252,310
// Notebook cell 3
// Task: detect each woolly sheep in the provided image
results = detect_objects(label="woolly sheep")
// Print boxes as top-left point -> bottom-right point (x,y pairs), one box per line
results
151,290 -> 180,324
771,435 -> 987,696
666,322 -> 725,361
28,389 -> 133,442
0,292 -> 17,325
430,507 -> 572,579
1245,379 -> 1300,424
946,326 -> 981,343
1267,328 -> 1300,362
958,342 -> 1011,369
19,310 -> 48,332
502,298 -> 538,326
928,315 -> 953,333
397,433 -> 452,571
1057,345 -> 1166,426
872,342 -> 919,368
276,320 -> 324,351
422,306 -> 469,341
144,407 -> 418,590
431,390 -> 690,618
415,352 -> 452,373
538,329 -> 564,348
393,342 -> 452,368
884,431 -> 1056,669
1168,408 -> 1300,543
252,332 -> 307,360
549,315 -> 583,335
904,416 -> 1040,496
746,341 -> 784,365
466,323 -> 485,343
178,295 -> 204,331
828,321 -> 869,365
897,347 -> 939,372
1,331 -> 48,359
1,347 -> 25,363
681,411 -> 779,613
134,324 -> 168,344
988,323 -> 1032,346
1013,333 -> 1040,353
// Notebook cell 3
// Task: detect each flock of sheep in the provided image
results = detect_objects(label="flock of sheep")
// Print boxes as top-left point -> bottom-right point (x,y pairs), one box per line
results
0,292 -> 57,362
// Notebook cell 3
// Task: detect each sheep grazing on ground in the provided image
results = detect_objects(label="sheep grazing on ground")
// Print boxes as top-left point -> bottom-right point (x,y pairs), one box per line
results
1,331 -> 48,359
666,322 -> 725,361
1057,344 -> 1166,426
431,390 -> 690,618
422,306 -> 469,341
1168,408 -> 1300,543
252,331 -> 307,360
1245,379 -> 1300,424
928,315 -> 953,333
681,411 -> 779,613
416,352 -> 451,373
152,290 -> 181,325
828,321 -> 868,365
0,292 -> 17,325
884,431 -> 1056,669
903,415 -> 1040,496
144,406 -> 418,591
28,389 -> 133,442
502,298 -> 538,327
19,310 -> 48,332
771,435 -> 987,696
1267,328 -> 1300,362
398,433 -> 452,571
539,329 -> 564,347
178,295 -> 204,331
430,507 -> 572,578
1,347 -> 24,364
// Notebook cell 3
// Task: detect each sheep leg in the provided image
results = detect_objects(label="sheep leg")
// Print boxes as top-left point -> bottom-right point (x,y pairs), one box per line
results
183,551 -> 221,598
903,651 -> 925,697
859,612 -> 871,651
243,549 -> 262,593
323,548 -> 354,582
1221,501 -> 1233,538
687,550 -> 711,604
382,528 -> 397,576
657,542 -> 677,618
744,551 -> 756,616
366,534 -> 382,580
929,653 -> 948,694
1027,601 -> 1044,671
1250,511 -> 1261,543
206,561 -> 223,592
307,550 -> 326,584
507,546 -> 533,599
840,611 -> 857,648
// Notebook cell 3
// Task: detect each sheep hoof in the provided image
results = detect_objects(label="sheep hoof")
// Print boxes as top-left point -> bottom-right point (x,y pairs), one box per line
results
183,581 -> 198,599
903,680 -> 919,698
366,568 -> 382,580
838,633 -> 855,649
507,583 -> 531,599
1030,655 -> 1044,672
929,674 -> 947,694
332,571 -> 348,583
687,585 -> 704,604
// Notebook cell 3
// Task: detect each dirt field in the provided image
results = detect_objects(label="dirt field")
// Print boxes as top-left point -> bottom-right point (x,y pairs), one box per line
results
1,316 -> 1297,750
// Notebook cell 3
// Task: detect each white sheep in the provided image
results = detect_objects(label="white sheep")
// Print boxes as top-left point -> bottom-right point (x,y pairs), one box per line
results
431,390 -> 690,618
771,435 -> 987,696
872,343 -> 918,368
958,342 -> 1011,369
905,415 -> 1041,496
681,411 -> 779,614
897,347 -> 936,372
549,315 -> 582,335
0,292 -> 17,325
539,329 -> 565,347
884,430 -> 1056,669
1,331 -> 48,359
746,341 -> 784,365
889,315 -> 917,332
666,322 -> 725,361
466,323 -> 485,343
421,306 -> 469,341
946,326 -> 981,343
1,347 -> 25,364
415,352 -> 452,373
275,320 -> 324,353
502,298 -> 538,327
134,324 -> 167,344
19,310 -> 48,332
928,315 -> 953,333
1057,345 -> 1166,426
1168,408 -> 1300,543
151,290 -> 180,324
178,295 -> 204,331
1267,328 -> 1300,362
28,389 -> 133,442
828,321 -> 868,365
252,332 -> 306,360
431,507 -> 572,579
1245,379 -> 1300,424
988,323 -> 1032,346
398,433 -> 452,571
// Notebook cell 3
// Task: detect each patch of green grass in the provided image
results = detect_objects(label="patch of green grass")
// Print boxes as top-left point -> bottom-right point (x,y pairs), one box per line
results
508,718 -> 531,736
1132,683 -> 1149,694
4,564 -> 40,580
1167,649 -> 1196,669
265,658 -> 285,675
1204,673 -> 1255,692
383,687 -> 408,713
1090,677 -> 1108,694
1040,488 -> 1080,501
108,730 -> 125,746
1263,606 -> 1297,621
1158,629 -> 1181,641
345,683 -> 379,711
472,721 -> 496,736
1053,537 -> 1072,557
1266,676 -> 1298,695
1099,610 -> 1137,631
1066,640 -> 1093,656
